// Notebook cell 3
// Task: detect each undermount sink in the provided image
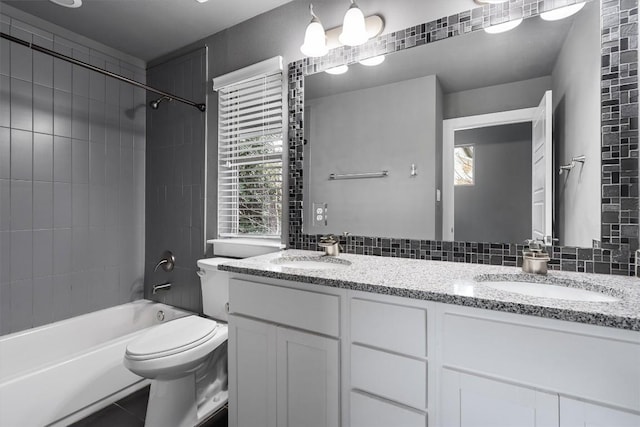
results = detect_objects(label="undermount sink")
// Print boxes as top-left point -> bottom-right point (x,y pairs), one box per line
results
271,256 -> 351,270
481,280 -> 620,302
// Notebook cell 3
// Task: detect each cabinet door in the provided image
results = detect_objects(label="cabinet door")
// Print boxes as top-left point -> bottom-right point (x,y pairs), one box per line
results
276,327 -> 339,427
441,369 -> 559,427
560,397 -> 640,427
228,315 -> 277,427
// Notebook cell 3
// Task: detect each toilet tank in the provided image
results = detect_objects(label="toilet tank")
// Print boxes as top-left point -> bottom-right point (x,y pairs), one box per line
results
199,239 -> 283,321
197,258 -> 231,321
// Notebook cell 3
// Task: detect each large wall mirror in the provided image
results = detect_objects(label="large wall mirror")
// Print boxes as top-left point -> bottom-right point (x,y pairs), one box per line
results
289,0 -> 638,274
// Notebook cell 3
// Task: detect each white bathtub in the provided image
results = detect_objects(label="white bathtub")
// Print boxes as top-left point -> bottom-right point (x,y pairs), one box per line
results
0,299 -> 191,427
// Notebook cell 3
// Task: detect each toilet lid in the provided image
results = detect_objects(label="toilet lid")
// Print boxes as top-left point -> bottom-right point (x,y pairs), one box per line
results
126,316 -> 219,360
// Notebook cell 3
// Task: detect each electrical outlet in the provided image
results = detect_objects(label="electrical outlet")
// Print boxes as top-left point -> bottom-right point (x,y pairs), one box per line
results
312,203 -> 327,226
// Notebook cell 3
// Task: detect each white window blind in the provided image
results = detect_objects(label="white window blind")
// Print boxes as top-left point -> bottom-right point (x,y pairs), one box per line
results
215,58 -> 284,238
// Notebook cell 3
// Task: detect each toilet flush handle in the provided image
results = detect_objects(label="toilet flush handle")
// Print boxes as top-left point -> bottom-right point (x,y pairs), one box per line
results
196,269 -> 206,278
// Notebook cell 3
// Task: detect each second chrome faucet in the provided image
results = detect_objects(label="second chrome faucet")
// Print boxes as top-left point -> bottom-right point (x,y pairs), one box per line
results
522,239 -> 550,274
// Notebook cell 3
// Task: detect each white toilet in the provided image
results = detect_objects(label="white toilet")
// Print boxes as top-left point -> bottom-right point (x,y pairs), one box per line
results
123,257 -> 232,427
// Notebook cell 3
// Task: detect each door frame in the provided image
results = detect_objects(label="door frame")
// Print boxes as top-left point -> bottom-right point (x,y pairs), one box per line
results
442,107 -> 537,241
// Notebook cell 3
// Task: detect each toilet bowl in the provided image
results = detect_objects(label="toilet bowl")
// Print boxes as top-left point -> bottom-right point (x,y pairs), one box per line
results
124,240 -> 281,426
124,315 -> 227,379
124,315 -> 228,427
123,257 -> 234,427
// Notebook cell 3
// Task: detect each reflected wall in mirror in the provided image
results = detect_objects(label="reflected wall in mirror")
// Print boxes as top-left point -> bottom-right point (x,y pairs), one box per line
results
303,0 -> 600,247
289,0 -> 638,274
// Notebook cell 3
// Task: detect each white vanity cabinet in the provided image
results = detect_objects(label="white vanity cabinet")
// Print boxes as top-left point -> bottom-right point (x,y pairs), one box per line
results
225,271 -> 640,427
436,304 -> 640,427
227,278 -> 341,427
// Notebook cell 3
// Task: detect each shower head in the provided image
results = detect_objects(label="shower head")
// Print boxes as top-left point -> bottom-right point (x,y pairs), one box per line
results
149,96 -> 171,110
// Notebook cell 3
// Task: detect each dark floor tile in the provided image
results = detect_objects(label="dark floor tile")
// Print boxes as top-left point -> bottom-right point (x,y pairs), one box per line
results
72,386 -> 227,427
115,385 -> 150,421
69,403 -> 144,427
198,407 -> 228,427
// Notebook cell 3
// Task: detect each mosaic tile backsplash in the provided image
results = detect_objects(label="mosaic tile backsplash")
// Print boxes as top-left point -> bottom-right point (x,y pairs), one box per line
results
288,0 -> 639,276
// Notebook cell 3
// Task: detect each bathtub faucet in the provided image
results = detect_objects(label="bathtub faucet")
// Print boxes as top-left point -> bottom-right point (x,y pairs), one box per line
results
153,250 -> 176,273
152,282 -> 172,295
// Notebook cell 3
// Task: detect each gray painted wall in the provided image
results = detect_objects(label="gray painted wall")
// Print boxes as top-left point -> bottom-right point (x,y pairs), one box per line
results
144,48 -> 207,314
551,1 -> 600,247
444,76 -> 552,119
304,75 -> 441,240
454,123 -> 532,243
0,6 -> 146,335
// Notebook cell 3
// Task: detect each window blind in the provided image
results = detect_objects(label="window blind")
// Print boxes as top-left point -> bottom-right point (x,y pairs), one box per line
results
216,62 -> 284,238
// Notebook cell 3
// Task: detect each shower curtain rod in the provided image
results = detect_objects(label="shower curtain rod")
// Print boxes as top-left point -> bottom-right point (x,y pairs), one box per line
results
1,32 -> 206,112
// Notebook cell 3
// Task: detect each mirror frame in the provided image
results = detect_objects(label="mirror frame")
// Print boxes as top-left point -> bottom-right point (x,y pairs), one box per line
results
287,0 -> 639,275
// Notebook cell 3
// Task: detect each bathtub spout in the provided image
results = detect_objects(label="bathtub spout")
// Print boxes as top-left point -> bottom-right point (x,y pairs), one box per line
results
152,282 -> 172,295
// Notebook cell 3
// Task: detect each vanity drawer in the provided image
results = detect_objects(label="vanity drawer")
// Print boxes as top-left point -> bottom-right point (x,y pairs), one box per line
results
351,298 -> 426,357
229,279 -> 340,337
351,344 -> 427,409
350,391 -> 427,427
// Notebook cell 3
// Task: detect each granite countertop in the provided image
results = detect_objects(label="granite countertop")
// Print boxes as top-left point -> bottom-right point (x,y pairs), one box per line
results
218,250 -> 640,331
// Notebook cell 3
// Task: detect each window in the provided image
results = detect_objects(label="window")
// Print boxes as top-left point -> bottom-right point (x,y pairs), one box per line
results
454,145 -> 474,186
214,57 -> 284,237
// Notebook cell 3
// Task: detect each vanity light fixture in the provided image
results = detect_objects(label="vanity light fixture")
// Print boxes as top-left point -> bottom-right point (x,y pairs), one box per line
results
325,65 -> 349,75
359,55 -> 385,66
339,0 -> 368,46
195,0 -> 209,3
49,0 -> 82,8
300,4 -> 329,57
484,18 -> 523,34
300,2 -> 385,57
540,2 -> 586,21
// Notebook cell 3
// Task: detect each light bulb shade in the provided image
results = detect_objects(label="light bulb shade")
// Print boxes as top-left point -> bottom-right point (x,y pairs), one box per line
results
301,19 -> 328,57
338,3 -> 368,46
540,2 -> 586,21
359,55 -> 385,66
49,0 -> 82,7
325,65 -> 349,75
484,18 -> 523,34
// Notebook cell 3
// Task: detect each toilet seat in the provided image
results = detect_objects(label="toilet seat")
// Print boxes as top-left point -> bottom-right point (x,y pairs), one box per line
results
125,316 -> 220,361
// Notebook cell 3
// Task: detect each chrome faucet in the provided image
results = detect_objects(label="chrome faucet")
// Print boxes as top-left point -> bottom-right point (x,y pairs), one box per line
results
318,234 -> 342,256
522,239 -> 550,274
152,282 -> 172,295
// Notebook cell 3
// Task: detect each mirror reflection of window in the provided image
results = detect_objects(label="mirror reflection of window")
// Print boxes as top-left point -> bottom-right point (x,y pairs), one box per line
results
454,146 -> 474,186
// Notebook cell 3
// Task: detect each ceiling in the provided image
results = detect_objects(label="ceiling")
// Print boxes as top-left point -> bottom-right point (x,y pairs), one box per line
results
1,0 -> 296,62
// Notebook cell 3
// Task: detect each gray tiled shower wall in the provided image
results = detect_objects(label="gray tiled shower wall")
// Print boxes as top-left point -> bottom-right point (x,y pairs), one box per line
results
0,8 -> 146,335
144,48 -> 207,314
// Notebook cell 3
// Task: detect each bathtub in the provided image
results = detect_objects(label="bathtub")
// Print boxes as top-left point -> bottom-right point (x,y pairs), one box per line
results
0,299 -> 191,427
